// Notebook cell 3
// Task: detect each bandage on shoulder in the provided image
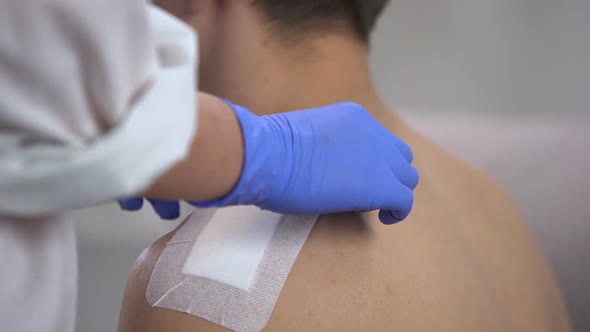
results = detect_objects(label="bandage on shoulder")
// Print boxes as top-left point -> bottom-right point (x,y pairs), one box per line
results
146,206 -> 318,332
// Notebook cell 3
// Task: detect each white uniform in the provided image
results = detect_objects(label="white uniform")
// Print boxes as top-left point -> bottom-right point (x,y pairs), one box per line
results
0,1 -> 198,331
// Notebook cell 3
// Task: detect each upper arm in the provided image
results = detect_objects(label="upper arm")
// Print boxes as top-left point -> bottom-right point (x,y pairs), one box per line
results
0,0 -> 155,141
0,2 -> 197,216
118,218 -> 230,332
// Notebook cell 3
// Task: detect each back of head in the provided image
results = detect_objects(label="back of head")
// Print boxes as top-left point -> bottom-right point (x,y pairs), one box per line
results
253,0 -> 391,43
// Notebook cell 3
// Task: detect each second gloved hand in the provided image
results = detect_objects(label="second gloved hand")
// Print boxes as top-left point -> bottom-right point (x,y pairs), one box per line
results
192,101 -> 419,224
118,197 -> 181,220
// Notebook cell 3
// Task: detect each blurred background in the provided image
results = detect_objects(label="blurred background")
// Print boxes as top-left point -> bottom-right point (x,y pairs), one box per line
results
75,0 -> 589,331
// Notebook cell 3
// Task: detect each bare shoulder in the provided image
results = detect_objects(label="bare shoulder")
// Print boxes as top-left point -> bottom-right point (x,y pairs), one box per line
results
409,134 -> 571,331
411,129 -> 529,227
117,139 -> 570,331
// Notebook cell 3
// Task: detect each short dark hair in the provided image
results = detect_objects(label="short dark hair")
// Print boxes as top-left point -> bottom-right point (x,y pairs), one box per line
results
254,0 -> 391,43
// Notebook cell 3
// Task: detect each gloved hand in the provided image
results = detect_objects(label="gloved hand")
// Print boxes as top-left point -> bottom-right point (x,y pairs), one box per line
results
195,101 -> 418,224
118,198 -> 181,220
119,101 -> 419,224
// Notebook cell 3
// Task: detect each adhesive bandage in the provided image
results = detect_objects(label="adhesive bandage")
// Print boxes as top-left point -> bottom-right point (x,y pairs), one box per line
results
146,206 -> 318,332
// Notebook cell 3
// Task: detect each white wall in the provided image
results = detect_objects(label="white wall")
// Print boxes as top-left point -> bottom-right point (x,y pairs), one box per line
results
371,0 -> 589,121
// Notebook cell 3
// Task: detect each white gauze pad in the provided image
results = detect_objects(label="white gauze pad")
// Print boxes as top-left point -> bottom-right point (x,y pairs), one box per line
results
146,206 -> 318,332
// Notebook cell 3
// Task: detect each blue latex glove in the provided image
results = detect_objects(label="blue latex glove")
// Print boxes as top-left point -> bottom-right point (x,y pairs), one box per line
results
119,101 -> 419,224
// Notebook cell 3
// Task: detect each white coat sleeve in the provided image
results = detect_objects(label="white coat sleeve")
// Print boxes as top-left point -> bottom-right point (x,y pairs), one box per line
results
0,0 -> 198,216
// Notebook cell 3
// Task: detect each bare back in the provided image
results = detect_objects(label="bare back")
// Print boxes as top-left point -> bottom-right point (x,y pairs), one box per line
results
118,124 -> 570,332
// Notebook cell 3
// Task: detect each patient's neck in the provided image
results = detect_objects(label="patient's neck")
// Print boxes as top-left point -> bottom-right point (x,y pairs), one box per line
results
202,34 -> 399,126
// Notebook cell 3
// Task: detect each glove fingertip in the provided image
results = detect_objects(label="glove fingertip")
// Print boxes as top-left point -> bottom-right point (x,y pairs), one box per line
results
118,198 -> 144,211
379,210 -> 406,225
158,210 -> 181,220
149,200 -> 181,220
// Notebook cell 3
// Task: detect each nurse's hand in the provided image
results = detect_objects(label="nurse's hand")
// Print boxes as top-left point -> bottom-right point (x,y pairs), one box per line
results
193,101 -> 419,225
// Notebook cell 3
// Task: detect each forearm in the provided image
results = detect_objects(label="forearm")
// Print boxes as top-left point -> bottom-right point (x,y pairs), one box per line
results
144,93 -> 244,201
